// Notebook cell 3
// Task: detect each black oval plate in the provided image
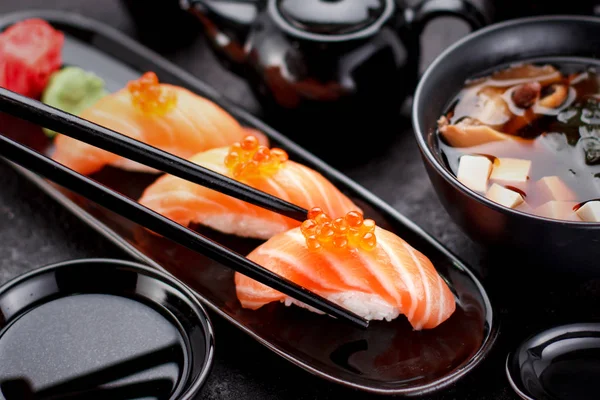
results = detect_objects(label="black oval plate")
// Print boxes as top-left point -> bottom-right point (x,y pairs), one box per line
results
0,258 -> 214,400
0,10 -> 498,396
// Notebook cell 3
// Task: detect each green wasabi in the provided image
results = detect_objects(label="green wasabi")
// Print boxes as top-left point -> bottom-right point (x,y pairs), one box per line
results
41,66 -> 108,138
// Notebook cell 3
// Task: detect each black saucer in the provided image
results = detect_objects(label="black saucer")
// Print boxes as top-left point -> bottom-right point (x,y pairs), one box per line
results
0,258 -> 214,400
506,323 -> 600,400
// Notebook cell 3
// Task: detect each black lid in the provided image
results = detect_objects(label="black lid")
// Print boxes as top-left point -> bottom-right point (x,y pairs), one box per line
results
0,258 -> 214,400
270,0 -> 394,41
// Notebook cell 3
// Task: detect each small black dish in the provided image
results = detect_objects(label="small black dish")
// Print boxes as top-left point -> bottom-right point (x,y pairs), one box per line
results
0,258 -> 214,400
506,323 -> 600,400
412,15 -> 600,275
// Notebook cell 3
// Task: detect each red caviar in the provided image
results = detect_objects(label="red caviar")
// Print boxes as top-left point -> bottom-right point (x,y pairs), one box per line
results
301,207 -> 377,251
127,72 -> 177,115
225,135 -> 288,179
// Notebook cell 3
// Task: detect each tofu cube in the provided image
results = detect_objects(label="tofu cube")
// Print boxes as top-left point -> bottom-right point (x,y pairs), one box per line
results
490,158 -> 532,183
534,201 -> 579,221
535,176 -> 577,202
457,155 -> 493,193
515,201 -> 534,213
486,183 -> 524,209
575,201 -> 600,222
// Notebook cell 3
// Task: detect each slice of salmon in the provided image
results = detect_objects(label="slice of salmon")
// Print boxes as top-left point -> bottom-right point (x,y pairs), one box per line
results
235,226 -> 456,330
51,73 -> 267,175
138,147 -> 359,239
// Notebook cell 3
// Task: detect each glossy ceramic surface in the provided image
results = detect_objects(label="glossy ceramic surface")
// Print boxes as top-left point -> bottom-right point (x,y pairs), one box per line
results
178,0 -> 488,164
120,0 -> 203,52
412,16 -> 600,275
0,10 -> 497,395
506,323 -> 600,400
489,1 -> 600,22
0,258 -> 214,400
274,0 -> 390,36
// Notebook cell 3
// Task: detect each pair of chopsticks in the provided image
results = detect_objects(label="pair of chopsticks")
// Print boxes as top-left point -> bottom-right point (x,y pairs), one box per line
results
0,87 -> 369,330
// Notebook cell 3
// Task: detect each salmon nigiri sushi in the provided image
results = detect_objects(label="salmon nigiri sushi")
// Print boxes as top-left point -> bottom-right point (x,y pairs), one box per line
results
138,135 -> 359,239
236,208 -> 456,330
51,72 -> 267,175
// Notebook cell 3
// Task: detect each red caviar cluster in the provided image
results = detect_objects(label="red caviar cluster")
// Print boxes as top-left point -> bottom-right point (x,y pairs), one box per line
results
301,207 -> 377,251
127,72 -> 177,115
225,135 -> 288,179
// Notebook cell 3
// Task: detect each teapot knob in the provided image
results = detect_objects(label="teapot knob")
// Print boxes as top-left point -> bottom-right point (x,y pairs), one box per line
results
269,0 -> 395,41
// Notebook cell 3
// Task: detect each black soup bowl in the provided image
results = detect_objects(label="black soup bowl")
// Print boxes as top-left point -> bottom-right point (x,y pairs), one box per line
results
412,16 -> 600,276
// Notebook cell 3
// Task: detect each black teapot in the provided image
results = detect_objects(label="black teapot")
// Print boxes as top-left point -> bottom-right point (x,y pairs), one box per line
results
177,0 -> 488,164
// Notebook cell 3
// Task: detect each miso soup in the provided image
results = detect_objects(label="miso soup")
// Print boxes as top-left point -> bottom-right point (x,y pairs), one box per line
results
437,61 -> 600,222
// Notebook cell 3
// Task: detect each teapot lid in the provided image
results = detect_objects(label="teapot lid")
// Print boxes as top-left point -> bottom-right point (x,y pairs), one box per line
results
270,0 -> 395,41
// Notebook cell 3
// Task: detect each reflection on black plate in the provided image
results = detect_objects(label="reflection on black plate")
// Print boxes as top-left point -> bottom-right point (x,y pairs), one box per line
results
0,258 -> 214,400
0,10 -> 498,396
506,323 -> 600,400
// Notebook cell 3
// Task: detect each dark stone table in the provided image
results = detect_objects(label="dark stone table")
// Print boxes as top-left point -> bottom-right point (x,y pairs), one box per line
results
1,1 -> 599,399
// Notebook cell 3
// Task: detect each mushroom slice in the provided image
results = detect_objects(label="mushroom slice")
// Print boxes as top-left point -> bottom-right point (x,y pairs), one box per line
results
504,84 -> 571,134
438,116 -> 514,147
539,84 -> 569,108
488,64 -> 563,87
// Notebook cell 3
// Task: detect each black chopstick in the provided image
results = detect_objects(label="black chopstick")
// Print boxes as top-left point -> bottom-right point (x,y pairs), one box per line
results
0,133 -> 369,329
0,87 -> 308,222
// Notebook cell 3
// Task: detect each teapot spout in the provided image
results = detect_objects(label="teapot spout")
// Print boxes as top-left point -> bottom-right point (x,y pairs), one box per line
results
182,0 -> 261,68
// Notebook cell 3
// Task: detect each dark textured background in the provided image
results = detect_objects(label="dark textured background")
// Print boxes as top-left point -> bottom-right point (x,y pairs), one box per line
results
1,1 -> 599,399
